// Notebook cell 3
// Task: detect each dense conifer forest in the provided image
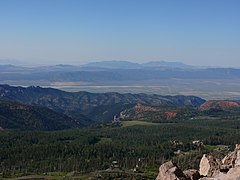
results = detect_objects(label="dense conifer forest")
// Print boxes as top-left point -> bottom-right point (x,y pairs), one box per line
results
1,116 -> 240,179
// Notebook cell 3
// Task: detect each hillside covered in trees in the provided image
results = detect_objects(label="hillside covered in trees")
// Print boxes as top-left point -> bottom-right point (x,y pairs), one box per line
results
0,85 -> 205,124
0,85 -> 240,179
0,100 -> 87,130
1,112 -> 240,179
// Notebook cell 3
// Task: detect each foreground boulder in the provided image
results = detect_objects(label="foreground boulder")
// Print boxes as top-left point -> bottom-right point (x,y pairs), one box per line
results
217,166 -> 240,180
199,154 -> 221,177
200,166 -> 240,180
156,161 -> 187,180
183,169 -> 200,180
222,144 -> 240,168
156,144 -> 240,180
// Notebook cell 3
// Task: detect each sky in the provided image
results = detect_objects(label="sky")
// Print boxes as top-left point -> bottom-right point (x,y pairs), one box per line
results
0,0 -> 240,67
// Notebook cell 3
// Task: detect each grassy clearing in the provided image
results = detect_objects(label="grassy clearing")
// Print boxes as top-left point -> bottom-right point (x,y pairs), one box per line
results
204,145 -> 229,151
121,120 -> 160,127
97,137 -> 112,144
3,170 -> 155,180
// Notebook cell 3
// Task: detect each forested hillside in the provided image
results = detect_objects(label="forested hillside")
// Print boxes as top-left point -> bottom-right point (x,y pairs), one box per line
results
1,116 -> 240,179
0,100 -> 86,130
0,85 -> 240,179
0,85 -> 205,122
120,103 -> 198,122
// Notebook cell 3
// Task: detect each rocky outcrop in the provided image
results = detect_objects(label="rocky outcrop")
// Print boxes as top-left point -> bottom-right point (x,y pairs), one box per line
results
199,154 -> 221,177
134,103 -> 159,113
199,100 -> 239,111
183,169 -> 200,180
120,103 -> 180,121
235,144 -> 240,167
164,112 -> 177,120
216,166 -> 240,180
156,161 -> 187,180
156,144 -> 240,180
222,144 -> 240,168
201,166 -> 240,180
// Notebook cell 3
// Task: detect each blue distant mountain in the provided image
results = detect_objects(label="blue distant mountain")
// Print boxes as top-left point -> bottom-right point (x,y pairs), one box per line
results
1,60 -> 240,86
82,60 -> 192,69
142,61 -> 193,68
81,60 -> 142,69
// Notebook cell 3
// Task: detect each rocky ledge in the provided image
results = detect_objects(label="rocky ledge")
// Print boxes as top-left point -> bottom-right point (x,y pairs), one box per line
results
156,144 -> 240,180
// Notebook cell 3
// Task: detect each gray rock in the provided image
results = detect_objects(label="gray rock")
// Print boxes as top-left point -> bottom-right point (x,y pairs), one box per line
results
213,166 -> 240,180
156,144 -> 240,180
199,154 -> 221,177
156,161 -> 187,180
222,144 -> 240,168
183,169 -> 200,180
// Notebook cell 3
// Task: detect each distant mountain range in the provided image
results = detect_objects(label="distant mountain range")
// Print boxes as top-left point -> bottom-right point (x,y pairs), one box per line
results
1,60 -> 240,100
82,60 -> 193,69
0,60 -> 195,84
82,60 -> 142,69
0,60 -> 240,85
0,60 -> 193,70
142,61 -> 193,68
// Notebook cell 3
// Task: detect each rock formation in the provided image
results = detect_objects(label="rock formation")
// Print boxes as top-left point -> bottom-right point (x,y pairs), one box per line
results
164,112 -> 177,120
222,144 -> 240,168
156,144 -> 240,180
199,154 -> 221,177
156,161 -> 187,180
199,100 -> 240,111
183,169 -> 200,180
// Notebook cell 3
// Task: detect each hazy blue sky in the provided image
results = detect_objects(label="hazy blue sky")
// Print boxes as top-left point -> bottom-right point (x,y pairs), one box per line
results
0,0 -> 240,66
